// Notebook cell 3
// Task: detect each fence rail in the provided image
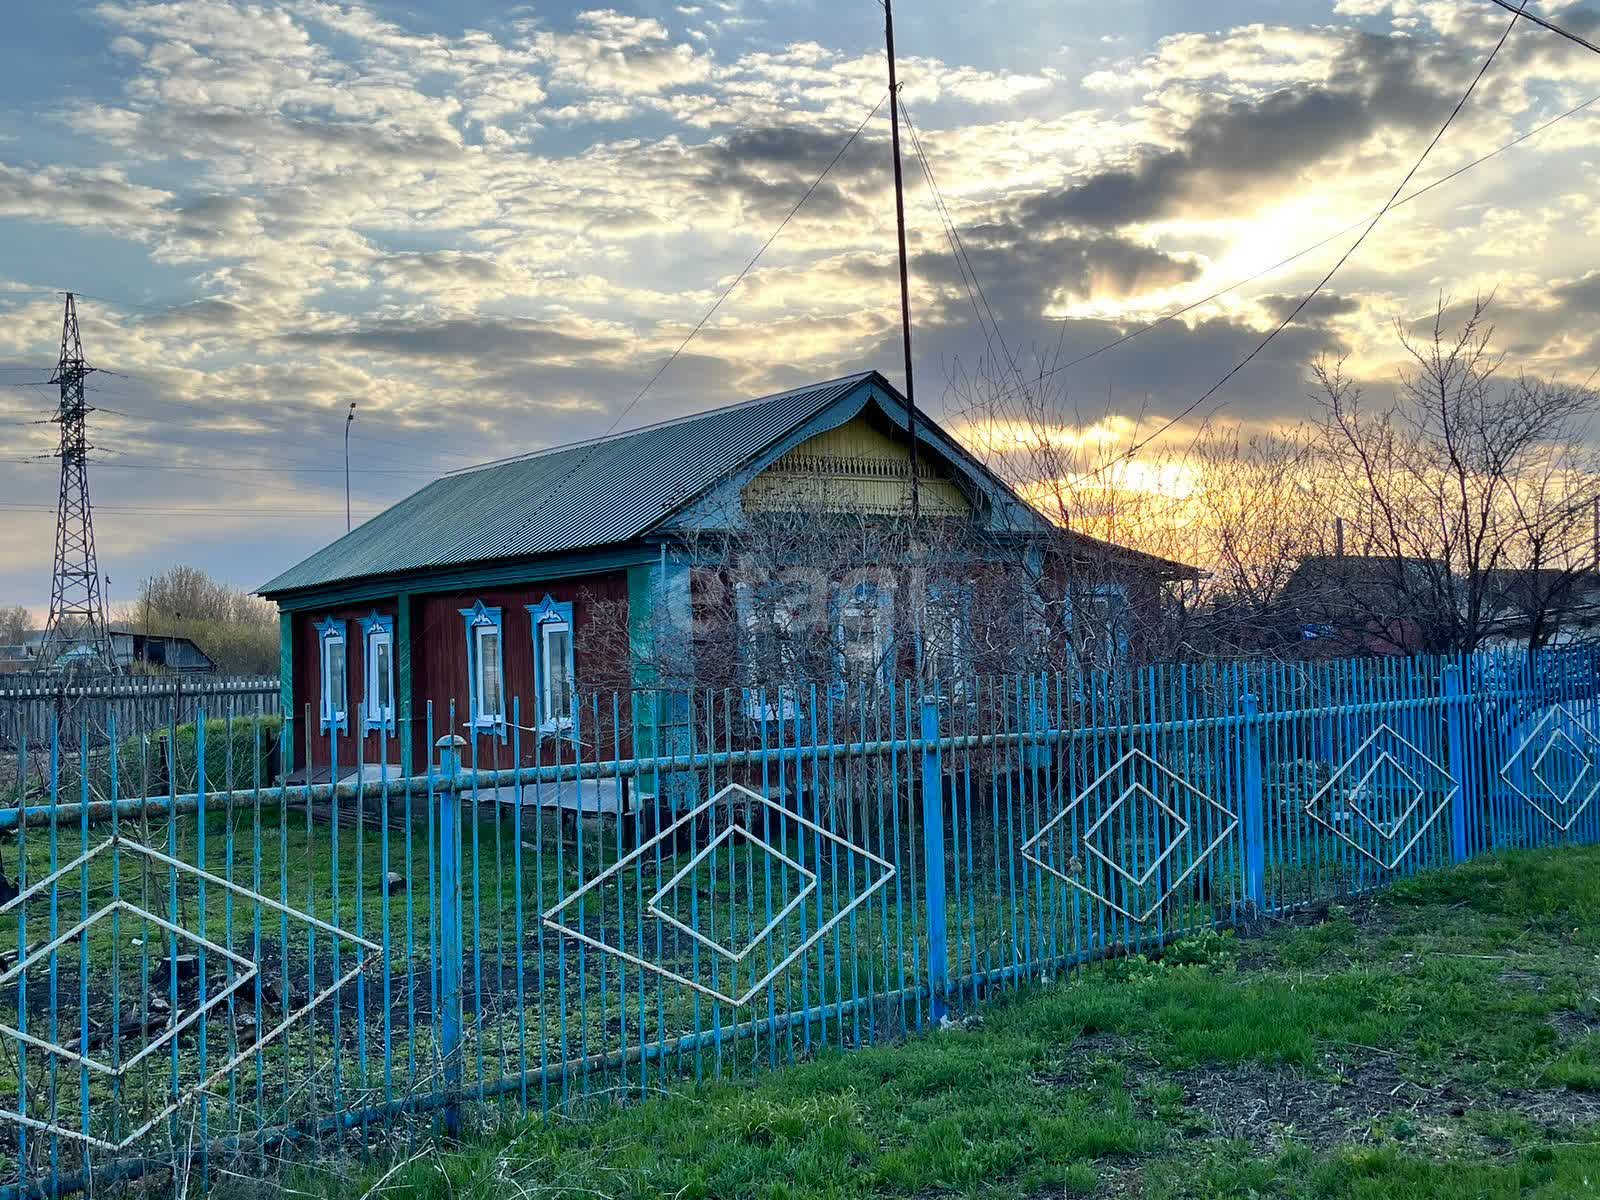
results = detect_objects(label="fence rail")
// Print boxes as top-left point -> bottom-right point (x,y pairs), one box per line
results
0,676 -> 278,768
0,647 -> 1595,1197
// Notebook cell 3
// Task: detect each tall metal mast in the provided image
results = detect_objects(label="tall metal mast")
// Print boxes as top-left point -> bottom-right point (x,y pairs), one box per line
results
884,0 -> 919,520
40,293 -> 117,676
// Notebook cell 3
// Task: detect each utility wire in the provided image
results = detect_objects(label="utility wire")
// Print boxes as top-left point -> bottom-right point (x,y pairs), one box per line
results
1,455 -> 432,478
899,97 -> 1031,396
1055,0 -> 1531,486
0,502 -> 368,519
1029,91 -> 1598,393
1484,0 -> 1600,54
440,91 -> 888,552
893,78 -> 1596,422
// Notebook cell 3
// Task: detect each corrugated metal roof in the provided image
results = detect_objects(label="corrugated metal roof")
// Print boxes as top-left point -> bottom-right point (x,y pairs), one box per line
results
259,372 -> 879,597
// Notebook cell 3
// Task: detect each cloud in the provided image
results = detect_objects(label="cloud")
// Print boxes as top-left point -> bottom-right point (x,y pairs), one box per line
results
1552,269 -> 1600,316
1026,31 -> 1467,232
527,9 -> 712,97
283,315 -> 630,365
0,0 -> 1597,609
1258,292 -> 1362,325
0,162 -> 173,236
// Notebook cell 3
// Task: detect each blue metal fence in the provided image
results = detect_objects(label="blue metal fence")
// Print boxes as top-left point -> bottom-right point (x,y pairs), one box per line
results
0,645 -> 1597,1195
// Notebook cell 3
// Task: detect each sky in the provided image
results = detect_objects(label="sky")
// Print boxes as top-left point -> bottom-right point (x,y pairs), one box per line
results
1,0 -> 1598,613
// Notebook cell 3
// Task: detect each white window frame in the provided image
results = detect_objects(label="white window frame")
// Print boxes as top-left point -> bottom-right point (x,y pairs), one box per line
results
527,595 -> 576,733
474,622 -> 504,726
361,613 -> 395,733
316,617 -> 348,734
458,602 -> 506,738
1067,582 -> 1132,673
539,618 -> 573,728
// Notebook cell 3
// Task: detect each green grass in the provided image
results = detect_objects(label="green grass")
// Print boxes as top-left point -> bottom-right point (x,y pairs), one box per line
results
276,843 -> 1600,1200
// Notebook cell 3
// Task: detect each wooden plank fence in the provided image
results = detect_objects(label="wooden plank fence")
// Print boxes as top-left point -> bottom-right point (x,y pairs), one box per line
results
0,674 -> 279,757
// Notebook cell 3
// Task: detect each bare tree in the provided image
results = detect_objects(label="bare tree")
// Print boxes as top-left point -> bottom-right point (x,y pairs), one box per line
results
946,359 -> 1213,666
942,297 -> 1598,661
118,565 -> 280,674
0,606 -> 30,647
1304,297 -> 1600,653
581,502 -> 1046,701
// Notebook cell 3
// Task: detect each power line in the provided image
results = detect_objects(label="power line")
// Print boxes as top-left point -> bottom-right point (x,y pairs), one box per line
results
80,380 -> 488,466
899,96 -> 1030,395
1026,89 -> 1598,395
1,455 -> 433,478
1055,0 -> 1530,486
448,91 -> 888,541
889,76 -> 1596,427
1484,0 -> 1600,54
0,502 -> 371,519
613,93 -> 888,439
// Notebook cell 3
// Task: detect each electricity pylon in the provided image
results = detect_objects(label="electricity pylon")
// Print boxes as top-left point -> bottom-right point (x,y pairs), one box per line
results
39,293 -> 117,676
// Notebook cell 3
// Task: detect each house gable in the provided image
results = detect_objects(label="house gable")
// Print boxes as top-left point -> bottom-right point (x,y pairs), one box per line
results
741,412 -> 973,517
661,378 -> 1050,539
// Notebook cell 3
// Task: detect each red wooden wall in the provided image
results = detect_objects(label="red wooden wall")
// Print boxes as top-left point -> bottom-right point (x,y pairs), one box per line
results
290,600 -> 399,774
290,571 -> 634,777
407,572 -> 631,773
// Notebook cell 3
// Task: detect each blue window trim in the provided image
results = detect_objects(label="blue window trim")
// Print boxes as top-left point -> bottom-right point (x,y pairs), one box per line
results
526,595 -> 576,733
927,581 -> 974,682
359,611 -> 396,734
832,580 -> 894,685
314,616 -> 349,734
1064,582 -> 1132,678
458,601 -> 507,741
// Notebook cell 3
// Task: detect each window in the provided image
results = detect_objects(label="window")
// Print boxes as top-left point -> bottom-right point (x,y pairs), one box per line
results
541,620 -> 572,722
836,579 -> 893,680
361,613 -> 395,732
476,623 -> 503,721
1068,582 -> 1131,673
458,602 -> 505,735
315,617 -> 348,733
734,579 -> 810,720
527,595 -> 576,730
737,578 -> 810,677
924,583 -> 972,687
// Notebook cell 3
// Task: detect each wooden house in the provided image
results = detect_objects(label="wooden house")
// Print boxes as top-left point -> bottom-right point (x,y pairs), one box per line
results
259,372 -> 1193,788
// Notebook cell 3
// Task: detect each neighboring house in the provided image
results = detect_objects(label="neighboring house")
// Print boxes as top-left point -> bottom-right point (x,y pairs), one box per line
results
1277,555 -> 1443,656
0,630 -> 47,674
258,371 -> 1194,786
109,629 -> 217,674
1276,557 -> 1600,656
0,628 -> 215,674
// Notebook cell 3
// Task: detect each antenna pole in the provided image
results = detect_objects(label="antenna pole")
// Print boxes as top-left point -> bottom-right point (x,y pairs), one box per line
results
884,0 -> 919,520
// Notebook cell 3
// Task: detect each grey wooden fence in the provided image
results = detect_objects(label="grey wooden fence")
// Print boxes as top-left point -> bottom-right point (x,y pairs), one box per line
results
0,674 -> 279,759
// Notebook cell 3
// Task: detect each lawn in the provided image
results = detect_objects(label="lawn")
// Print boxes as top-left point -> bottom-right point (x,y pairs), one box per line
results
280,842 -> 1600,1200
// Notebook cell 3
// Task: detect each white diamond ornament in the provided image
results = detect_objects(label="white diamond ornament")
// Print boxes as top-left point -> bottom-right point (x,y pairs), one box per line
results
1022,748 -> 1236,924
542,783 -> 894,1007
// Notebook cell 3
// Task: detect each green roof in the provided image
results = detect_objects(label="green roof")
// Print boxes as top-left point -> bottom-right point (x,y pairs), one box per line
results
259,372 -> 882,597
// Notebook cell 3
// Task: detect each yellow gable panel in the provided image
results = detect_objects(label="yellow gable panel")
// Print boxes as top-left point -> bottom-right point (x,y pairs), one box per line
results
742,415 -> 972,516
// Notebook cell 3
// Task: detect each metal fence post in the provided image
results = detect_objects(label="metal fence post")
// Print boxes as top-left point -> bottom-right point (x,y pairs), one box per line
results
435,733 -> 467,1136
1240,692 -> 1266,913
920,697 -> 949,1023
1444,665 -> 1470,863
